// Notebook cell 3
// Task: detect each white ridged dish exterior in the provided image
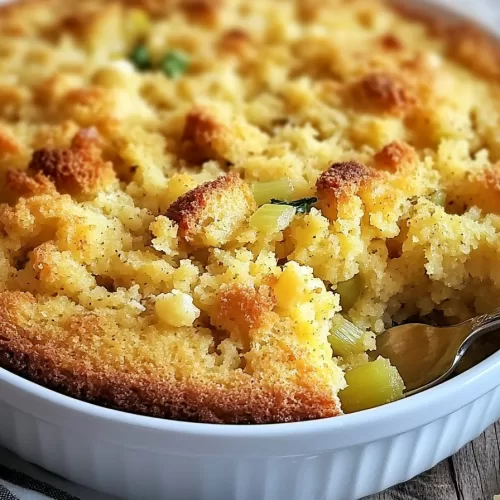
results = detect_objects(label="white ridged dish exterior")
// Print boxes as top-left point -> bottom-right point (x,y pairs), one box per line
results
1,350 -> 500,500
1,1 -> 500,499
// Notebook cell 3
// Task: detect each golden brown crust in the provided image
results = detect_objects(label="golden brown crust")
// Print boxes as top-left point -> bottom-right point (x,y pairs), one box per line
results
180,0 -> 222,25
5,170 -> 55,197
350,72 -> 416,116
166,173 -> 254,245
379,33 -> 404,51
0,129 -> 21,156
373,141 -> 418,172
391,0 -> 500,81
26,128 -> 114,195
181,106 -> 230,163
0,292 -> 340,424
218,28 -> 253,58
448,23 -> 500,80
214,284 -> 278,349
316,161 -> 372,200
316,161 -> 373,220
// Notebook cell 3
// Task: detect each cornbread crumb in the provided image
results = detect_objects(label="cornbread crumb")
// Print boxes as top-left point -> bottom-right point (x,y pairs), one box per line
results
374,141 -> 418,172
182,106 -> 230,162
155,290 -> 200,327
166,173 -> 256,247
214,283 -> 277,348
26,128 -> 114,195
316,161 -> 372,219
351,73 -> 416,116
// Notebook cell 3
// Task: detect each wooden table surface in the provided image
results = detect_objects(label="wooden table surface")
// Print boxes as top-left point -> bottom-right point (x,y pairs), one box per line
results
366,421 -> 500,500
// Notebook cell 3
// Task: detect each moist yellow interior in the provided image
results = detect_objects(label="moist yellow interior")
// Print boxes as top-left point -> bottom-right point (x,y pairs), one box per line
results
1,0 -> 500,419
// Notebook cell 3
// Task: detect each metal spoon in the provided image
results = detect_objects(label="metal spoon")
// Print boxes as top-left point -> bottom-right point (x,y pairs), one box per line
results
372,308 -> 500,396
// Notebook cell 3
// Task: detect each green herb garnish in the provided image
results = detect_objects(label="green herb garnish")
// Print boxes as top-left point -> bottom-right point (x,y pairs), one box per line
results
161,50 -> 190,79
270,197 -> 318,214
130,44 -> 152,71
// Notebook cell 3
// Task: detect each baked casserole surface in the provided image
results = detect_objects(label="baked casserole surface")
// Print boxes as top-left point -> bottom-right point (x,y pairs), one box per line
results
0,0 -> 500,422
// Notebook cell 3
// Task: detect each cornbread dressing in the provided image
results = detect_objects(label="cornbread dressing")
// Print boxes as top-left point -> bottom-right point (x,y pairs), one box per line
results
0,0 -> 499,423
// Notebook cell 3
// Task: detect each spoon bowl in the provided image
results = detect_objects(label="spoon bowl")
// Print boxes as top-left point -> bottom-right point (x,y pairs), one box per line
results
373,309 -> 500,396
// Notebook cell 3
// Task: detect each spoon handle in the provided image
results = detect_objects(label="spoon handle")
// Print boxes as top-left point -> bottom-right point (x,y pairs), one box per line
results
457,307 -> 500,359
472,307 -> 500,332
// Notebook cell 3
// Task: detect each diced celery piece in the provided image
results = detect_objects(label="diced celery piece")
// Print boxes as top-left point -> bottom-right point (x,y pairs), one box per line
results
336,275 -> 363,311
252,178 -> 294,206
161,50 -> 190,79
429,190 -> 446,207
249,204 -> 296,233
328,316 -> 366,357
130,44 -> 151,71
339,357 -> 405,413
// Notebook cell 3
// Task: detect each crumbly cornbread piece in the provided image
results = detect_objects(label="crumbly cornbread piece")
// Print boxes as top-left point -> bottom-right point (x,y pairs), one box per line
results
8,128 -> 114,196
166,173 -> 256,247
1,0 -> 500,423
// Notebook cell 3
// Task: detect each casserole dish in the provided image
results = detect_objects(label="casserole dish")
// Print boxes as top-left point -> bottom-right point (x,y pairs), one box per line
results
1,351 -> 500,499
1,0 -> 500,498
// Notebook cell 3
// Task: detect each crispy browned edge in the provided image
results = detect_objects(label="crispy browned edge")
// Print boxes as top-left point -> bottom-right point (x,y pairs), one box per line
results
387,0 -> 500,80
316,160 -> 372,200
166,172 -> 250,241
0,0 -> 498,424
0,317 -> 340,424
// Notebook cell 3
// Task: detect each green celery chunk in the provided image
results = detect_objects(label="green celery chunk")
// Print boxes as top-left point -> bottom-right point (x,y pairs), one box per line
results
328,316 -> 366,357
339,357 -> 405,413
336,275 -> 363,311
161,50 -> 190,78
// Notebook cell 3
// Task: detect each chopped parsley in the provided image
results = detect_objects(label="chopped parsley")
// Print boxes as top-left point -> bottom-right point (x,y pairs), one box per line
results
161,50 -> 190,79
129,46 -> 190,78
129,44 -> 152,71
270,197 -> 318,214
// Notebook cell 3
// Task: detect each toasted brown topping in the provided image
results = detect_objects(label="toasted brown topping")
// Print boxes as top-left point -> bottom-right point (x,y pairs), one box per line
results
5,170 -> 55,198
379,34 -> 404,51
181,0 -> 222,25
166,173 -> 256,247
214,284 -> 277,349
374,141 -> 418,172
218,28 -> 253,57
27,128 -> 114,195
448,24 -> 500,80
352,72 -> 416,115
181,106 -> 230,163
316,161 -> 372,199
60,13 -> 91,37
296,0 -> 326,21
0,130 -> 21,155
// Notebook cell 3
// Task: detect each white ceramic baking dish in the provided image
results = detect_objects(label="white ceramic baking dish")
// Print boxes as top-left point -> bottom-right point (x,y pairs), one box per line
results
1,1 -> 500,499
1,352 -> 500,499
